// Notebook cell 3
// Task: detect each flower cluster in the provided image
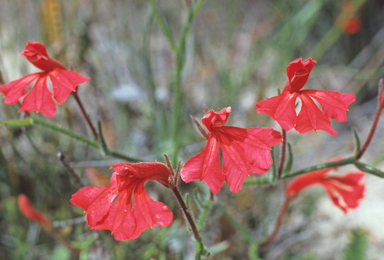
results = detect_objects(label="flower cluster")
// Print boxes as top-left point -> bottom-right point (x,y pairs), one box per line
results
0,42 -> 90,117
3,44 -> 365,242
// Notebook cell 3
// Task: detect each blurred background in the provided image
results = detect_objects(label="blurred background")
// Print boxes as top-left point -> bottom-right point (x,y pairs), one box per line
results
1,0 -> 384,259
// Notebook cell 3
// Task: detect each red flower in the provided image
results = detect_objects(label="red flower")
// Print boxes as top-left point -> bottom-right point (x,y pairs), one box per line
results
18,194 -> 52,228
0,42 -> 90,117
181,107 -> 282,193
255,58 -> 355,136
286,168 -> 365,213
70,162 -> 173,241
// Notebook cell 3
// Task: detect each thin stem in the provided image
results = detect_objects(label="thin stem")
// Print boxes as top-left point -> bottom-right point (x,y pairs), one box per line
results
171,0 -> 206,165
243,177 -> 273,185
31,116 -> 143,162
356,79 -> 384,159
32,116 -> 99,148
277,129 -> 287,179
259,196 -> 291,249
148,0 -> 176,51
177,0 -> 206,51
57,152 -> 85,189
171,185 -> 200,241
107,150 -> 144,162
281,156 -> 356,179
72,91 -> 98,141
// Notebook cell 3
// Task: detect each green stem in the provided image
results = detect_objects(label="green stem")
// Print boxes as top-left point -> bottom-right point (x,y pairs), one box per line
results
243,177 -> 273,186
31,116 -> 143,162
148,0 -> 176,51
171,0 -> 206,164
281,156 -> 356,179
32,116 -> 98,148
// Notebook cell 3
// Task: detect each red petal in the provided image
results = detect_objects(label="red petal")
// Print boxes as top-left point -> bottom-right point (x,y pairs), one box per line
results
218,131 -> 253,193
286,168 -> 330,197
222,126 -> 282,172
19,75 -> 57,117
256,91 -> 298,131
105,184 -> 136,240
201,107 -> 231,132
111,162 -> 172,188
295,93 -> 337,136
285,58 -> 316,92
0,73 -> 41,104
49,68 -> 90,104
324,172 -> 365,211
131,181 -> 173,239
70,184 -> 119,227
303,90 -> 355,122
181,134 -> 225,193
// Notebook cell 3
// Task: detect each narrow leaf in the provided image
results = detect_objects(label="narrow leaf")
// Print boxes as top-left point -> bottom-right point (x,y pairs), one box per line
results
283,143 -> 294,174
0,118 -> 33,127
270,146 -> 277,182
352,128 -> 361,156
354,161 -> 384,178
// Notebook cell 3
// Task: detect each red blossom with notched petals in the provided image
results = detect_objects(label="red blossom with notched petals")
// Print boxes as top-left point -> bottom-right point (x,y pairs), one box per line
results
18,194 -> 52,228
0,41 -> 90,117
181,107 -> 283,193
286,167 -> 365,213
70,162 -> 173,241
256,58 -> 355,136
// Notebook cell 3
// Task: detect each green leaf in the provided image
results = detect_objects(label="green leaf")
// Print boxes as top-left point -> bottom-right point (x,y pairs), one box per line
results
342,228 -> 368,260
0,118 -> 33,127
354,161 -> 384,178
283,143 -> 294,174
352,128 -> 361,156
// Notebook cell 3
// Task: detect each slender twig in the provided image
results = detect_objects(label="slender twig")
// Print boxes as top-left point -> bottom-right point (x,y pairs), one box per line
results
356,79 -> 384,159
259,196 -> 291,249
277,129 -> 287,179
72,91 -> 98,141
57,152 -> 85,189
